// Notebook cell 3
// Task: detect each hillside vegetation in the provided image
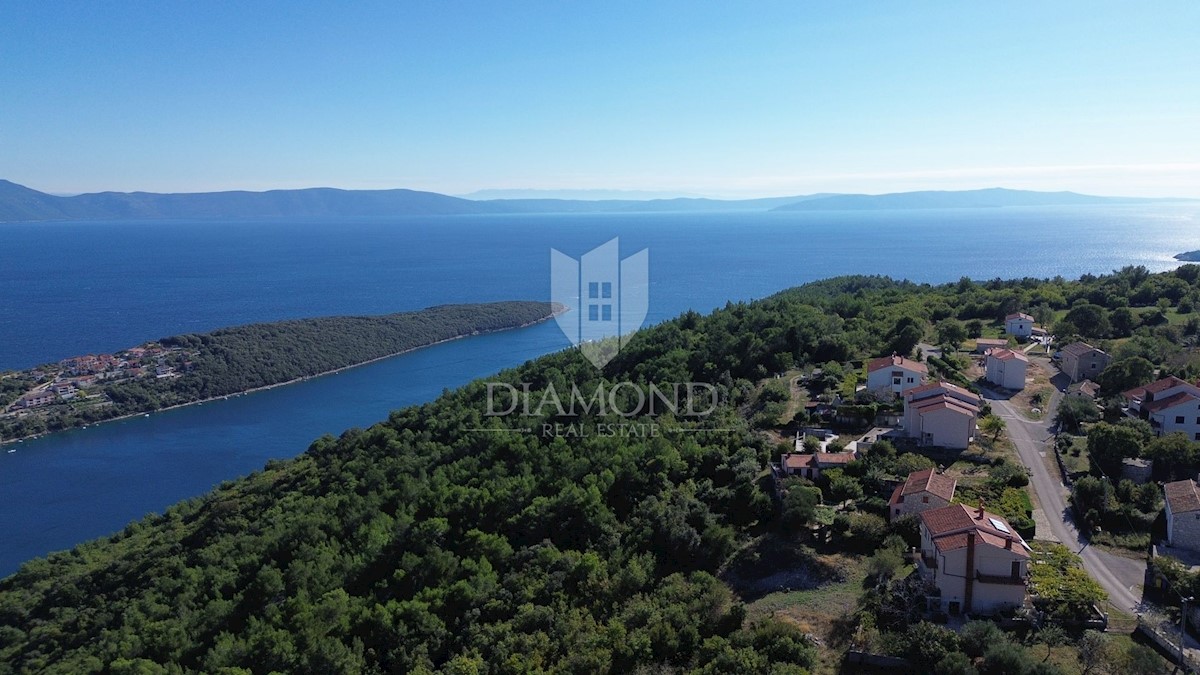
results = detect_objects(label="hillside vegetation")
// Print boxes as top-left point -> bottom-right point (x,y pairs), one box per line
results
1,266 -> 1198,673
1,301 -> 557,440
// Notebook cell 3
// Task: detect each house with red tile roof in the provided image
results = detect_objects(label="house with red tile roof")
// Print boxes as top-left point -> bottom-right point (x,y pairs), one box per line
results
1165,479 -> 1200,551
865,354 -> 928,396
889,468 -> 957,521
903,382 -> 982,449
917,503 -> 1030,615
1124,376 -> 1200,441
779,450 -> 858,481
984,348 -> 1028,390
1004,313 -> 1035,339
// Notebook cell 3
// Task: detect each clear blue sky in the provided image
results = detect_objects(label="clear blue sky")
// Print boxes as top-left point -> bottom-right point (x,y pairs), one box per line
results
2,2 -> 1198,197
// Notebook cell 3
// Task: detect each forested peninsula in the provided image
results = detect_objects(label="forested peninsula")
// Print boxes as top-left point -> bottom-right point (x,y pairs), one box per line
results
2,267 -> 1199,673
0,301 -> 559,442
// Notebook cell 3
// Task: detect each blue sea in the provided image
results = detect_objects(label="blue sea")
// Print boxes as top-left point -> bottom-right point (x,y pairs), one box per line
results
0,204 -> 1197,575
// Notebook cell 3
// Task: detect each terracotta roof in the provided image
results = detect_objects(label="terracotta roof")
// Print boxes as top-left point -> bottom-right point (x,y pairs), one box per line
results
934,529 -> 1026,555
906,380 -> 980,404
867,354 -> 928,374
1123,385 -> 1147,401
1145,376 -> 1193,394
921,502 -> 979,535
913,397 -> 980,416
986,348 -> 1029,362
919,503 -> 1029,557
897,468 -> 957,502
1143,391 -> 1200,414
1166,479 -> 1200,514
1061,342 -> 1103,357
1006,313 -> 1034,322
782,451 -> 857,470
783,454 -> 816,470
888,484 -> 903,506
1126,376 -> 1192,400
907,383 -> 982,412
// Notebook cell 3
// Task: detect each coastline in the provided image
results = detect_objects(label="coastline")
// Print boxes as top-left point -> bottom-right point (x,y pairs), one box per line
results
1,307 -> 566,447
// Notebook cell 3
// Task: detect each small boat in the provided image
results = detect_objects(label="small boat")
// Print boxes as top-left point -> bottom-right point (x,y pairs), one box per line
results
143,413 -> 150,417
6,449 -> 14,454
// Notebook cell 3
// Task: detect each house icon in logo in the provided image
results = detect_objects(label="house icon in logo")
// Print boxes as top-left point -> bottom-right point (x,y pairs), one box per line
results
551,238 -> 649,368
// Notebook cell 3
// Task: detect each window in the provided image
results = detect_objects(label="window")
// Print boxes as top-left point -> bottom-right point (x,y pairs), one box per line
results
922,496 -> 929,503
907,377 -> 914,383
1011,561 -> 1021,578
1177,416 -> 1186,424
893,377 -> 901,385
586,281 -> 613,322
1195,432 -> 1200,441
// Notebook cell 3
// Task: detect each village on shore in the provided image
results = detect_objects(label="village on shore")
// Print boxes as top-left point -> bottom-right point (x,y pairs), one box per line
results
1,343 -> 195,423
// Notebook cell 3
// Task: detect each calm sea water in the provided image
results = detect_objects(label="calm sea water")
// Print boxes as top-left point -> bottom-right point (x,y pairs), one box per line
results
0,205 -> 1197,575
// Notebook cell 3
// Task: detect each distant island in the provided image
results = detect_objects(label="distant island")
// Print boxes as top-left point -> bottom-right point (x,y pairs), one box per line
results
0,301 -> 561,443
1,179 -> 1191,222
1176,250 -> 1200,261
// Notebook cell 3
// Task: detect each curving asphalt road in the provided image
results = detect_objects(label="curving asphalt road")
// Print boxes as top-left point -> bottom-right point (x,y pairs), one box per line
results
983,355 -> 1147,616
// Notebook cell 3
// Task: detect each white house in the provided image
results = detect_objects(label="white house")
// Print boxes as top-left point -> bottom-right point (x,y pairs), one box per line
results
865,354 -> 928,396
984,348 -> 1028,390
13,390 -> 57,410
1165,479 -> 1200,551
1124,376 -> 1200,441
918,503 -> 1030,615
1004,313 -> 1035,339
1059,342 -> 1110,383
889,468 -> 957,521
904,381 -> 982,449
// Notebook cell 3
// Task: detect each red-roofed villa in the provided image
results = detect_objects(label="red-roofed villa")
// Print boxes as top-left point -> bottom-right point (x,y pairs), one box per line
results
918,502 -> 1030,615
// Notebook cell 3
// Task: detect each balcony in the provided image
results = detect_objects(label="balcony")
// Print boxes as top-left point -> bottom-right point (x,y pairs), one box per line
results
917,553 -> 938,579
976,571 -> 1026,586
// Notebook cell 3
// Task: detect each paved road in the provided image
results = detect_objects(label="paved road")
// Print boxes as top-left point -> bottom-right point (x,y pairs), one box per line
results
983,356 -> 1147,616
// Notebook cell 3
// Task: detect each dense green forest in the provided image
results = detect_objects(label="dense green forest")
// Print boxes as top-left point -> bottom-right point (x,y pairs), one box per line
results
0,301 -> 557,440
1,267 -> 1198,673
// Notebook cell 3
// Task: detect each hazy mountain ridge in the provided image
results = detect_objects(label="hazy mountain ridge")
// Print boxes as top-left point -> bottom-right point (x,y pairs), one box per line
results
0,180 -> 1189,222
771,187 -> 1181,211
0,180 -> 493,222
